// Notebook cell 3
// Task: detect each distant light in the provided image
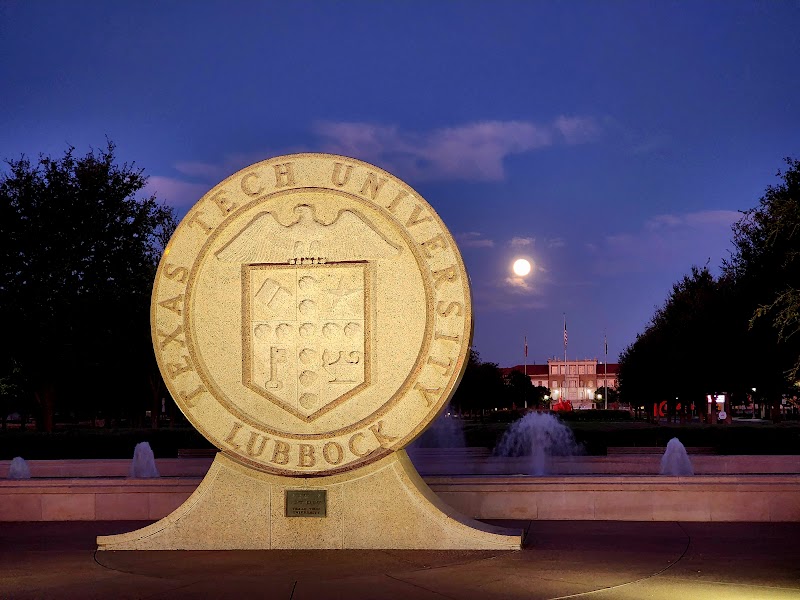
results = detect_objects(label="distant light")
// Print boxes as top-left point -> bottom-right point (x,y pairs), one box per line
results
512,258 -> 532,277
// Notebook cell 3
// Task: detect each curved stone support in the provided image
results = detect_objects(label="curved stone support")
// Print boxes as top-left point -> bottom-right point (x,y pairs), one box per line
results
97,450 -> 521,550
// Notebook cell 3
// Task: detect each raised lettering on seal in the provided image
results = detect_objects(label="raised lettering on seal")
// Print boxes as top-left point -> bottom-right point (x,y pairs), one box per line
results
179,384 -> 206,407
421,233 -> 448,258
369,421 -> 397,447
273,162 -> 296,188
271,440 -> 290,465
223,421 -> 244,450
157,325 -> 185,350
187,211 -> 213,234
322,442 -> 344,465
246,432 -> 269,457
158,294 -> 184,316
436,301 -> 463,317
211,191 -> 238,216
331,162 -> 354,187
359,172 -> 387,200
166,355 -> 193,378
241,171 -> 264,196
348,432 -> 370,457
414,383 -> 442,406
298,443 -> 316,467
432,266 -> 458,288
163,264 -> 189,283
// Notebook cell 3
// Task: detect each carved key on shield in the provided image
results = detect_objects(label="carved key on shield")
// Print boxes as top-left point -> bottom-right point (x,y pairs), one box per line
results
266,347 -> 287,389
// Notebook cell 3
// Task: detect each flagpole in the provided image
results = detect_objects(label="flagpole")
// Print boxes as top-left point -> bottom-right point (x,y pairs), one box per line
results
563,314 -> 567,404
604,331 -> 608,410
524,335 -> 528,410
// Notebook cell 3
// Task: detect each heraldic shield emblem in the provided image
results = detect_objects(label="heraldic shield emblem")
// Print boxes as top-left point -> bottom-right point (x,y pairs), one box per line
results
216,203 -> 398,422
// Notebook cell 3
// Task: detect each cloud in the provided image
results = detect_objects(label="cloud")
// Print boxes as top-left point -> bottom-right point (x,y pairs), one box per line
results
313,116 -> 599,181
590,210 -> 740,275
505,276 -> 532,291
455,231 -> 495,248
158,116 -> 600,192
473,284 -> 547,312
553,116 -> 600,144
510,236 -> 534,248
546,237 -> 566,249
145,176 -> 210,208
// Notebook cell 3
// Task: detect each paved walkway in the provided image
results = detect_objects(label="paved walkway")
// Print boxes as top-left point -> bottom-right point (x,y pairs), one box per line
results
1,521 -> 799,599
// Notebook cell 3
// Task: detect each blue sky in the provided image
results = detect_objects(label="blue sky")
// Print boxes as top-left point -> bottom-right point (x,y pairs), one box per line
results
2,1 -> 798,367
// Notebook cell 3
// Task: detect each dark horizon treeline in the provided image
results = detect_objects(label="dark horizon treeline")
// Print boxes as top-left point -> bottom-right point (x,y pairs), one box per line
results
1,143 -> 797,430
619,158 -> 800,419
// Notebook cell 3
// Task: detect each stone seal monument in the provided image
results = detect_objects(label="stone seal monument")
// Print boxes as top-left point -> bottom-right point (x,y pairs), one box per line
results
97,153 -> 520,550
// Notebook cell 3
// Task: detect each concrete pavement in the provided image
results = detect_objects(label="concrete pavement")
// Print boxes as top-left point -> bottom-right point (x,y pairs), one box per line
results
1,520 -> 799,599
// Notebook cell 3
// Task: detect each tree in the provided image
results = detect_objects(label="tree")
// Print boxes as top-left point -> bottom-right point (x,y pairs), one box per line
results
620,158 -> 800,422
593,386 -> 619,406
531,385 -> 551,408
728,157 -> 800,384
503,369 -> 532,408
0,142 -> 176,431
619,266 -> 731,418
450,350 -> 506,414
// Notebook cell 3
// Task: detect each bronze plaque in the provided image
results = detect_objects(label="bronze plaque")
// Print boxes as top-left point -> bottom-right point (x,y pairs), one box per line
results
285,489 -> 327,517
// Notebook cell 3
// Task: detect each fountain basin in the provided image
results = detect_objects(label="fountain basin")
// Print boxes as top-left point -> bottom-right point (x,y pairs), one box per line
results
1,453 -> 798,522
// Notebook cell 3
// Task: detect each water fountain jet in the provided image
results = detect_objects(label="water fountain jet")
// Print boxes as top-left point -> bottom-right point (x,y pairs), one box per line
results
8,456 -> 31,479
129,442 -> 160,478
494,412 -> 581,475
659,437 -> 694,475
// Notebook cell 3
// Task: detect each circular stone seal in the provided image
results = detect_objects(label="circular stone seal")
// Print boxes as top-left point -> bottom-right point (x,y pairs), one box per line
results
152,154 -> 471,476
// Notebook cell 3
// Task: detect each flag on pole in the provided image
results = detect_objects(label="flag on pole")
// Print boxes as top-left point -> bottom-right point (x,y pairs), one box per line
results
604,333 -> 608,356
524,336 -> 528,357
564,320 -> 568,348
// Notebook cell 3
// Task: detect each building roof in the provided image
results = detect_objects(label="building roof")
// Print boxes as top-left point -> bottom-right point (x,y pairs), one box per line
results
501,363 -> 620,376
501,365 -> 550,377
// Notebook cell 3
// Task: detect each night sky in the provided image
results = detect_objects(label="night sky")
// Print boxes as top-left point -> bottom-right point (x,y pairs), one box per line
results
2,1 -> 798,367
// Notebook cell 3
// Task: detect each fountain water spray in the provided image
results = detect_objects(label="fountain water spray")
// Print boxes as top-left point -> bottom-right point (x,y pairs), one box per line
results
129,442 -> 160,478
8,456 -> 31,479
494,412 -> 582,475
412,408 -> 465,448
660,437 -> 694,475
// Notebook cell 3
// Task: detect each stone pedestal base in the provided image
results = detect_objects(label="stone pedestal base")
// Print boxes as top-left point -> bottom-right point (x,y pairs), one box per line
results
96,450 -> 520,550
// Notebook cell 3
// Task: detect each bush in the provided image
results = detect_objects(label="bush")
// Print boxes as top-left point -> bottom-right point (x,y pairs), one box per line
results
557,410 -> 633,422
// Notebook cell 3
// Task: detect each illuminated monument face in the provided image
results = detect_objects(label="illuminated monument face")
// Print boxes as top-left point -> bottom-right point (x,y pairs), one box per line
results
152,153 -> 472,476
100,153 -> 519,551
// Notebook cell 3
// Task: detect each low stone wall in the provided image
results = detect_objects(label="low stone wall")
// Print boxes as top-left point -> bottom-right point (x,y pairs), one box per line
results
2,455 -> 798,522
429,475 -> 800,522
0,478 -> 198,521
2,473 -> 798,522
407,451 -> 800,476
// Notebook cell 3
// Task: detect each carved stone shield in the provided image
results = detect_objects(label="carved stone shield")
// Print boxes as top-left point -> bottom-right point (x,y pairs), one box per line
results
243,262 -> 370,421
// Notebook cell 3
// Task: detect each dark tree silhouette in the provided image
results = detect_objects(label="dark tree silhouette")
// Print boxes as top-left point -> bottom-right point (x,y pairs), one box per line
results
0,142 -> 176,430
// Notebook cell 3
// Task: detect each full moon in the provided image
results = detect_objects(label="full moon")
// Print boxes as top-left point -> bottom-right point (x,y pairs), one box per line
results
512,258 -> 532,277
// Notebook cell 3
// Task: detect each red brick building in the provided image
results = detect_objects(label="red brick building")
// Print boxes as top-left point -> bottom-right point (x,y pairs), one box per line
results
502,359 -> 619,410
